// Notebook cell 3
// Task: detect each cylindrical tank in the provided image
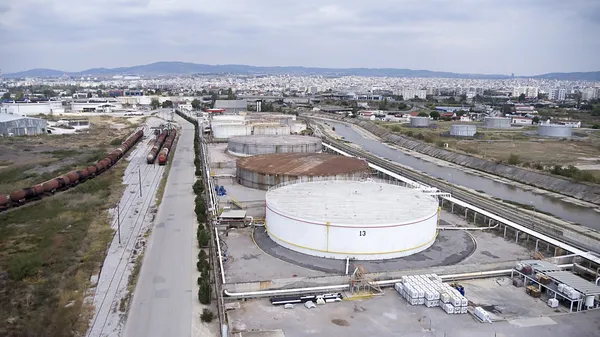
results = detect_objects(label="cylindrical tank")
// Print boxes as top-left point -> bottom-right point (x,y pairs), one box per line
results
9,188 -> 34,202
32,184 -> 45,196
538,124 -> 572,138
212,124 -> 252,139
0,195 -> 9,208
410,117 -> 430,128
265,180 -> 439,260
43,179 -> 60,193
236,153 -> 370,190
87,165 -> 98,176
484,117 -> 511,129
228,135 -> 322,157
585,295 -> 595,308
66,171 -> 79,184
449,124 -> 477,137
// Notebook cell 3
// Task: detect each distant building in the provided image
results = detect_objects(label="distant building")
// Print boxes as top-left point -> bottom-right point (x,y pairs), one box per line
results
513,87 -> 539,98
511,117 -> 533,125
0,113 -> 48,136
213,100 -> 248,114
548,88 -> 567,101
0,100 -> 64,116
394,89 -> 427,100
582,87 -> 599,101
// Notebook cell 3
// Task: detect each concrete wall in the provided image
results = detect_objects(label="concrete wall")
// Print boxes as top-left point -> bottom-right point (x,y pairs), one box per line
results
237,168 -> 368,190
306,114 -> 600,205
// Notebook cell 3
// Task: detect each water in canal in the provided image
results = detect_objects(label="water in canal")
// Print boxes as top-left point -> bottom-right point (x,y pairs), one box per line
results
329,121 -> 600,230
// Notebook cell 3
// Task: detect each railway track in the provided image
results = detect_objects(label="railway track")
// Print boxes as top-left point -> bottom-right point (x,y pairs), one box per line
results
323,137 -> 600,255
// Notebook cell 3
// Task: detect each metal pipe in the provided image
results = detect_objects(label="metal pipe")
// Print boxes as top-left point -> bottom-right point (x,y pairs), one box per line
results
596,277 -> 600,286
345,258 -> 350,275
215,227 -> 226,285
224,264 -> 574,298
437,223 -> 499,231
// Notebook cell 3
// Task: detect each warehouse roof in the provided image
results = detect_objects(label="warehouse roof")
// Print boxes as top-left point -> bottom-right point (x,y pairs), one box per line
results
0,114 -> 36,122
266,180 -> 438,226
214,100 -> 248,109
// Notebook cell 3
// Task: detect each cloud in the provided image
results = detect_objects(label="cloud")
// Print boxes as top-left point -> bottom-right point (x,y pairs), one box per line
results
1,0 -> 599,74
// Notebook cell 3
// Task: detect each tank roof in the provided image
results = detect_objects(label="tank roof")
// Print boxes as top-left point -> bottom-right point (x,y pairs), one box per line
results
229,135 -> 320,145
266,180 -> 438,226
237,153 -> 369,176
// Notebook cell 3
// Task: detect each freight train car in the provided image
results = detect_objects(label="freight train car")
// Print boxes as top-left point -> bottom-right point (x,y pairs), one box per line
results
147,130 -> 168,164
0,129 -> 144,211
157,129 -> 177,166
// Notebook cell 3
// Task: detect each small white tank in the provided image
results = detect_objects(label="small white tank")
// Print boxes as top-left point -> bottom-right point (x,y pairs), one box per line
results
585,295 -> 595,308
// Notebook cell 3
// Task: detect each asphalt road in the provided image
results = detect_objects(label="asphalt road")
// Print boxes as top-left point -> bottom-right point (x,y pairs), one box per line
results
123,114 -> 196,337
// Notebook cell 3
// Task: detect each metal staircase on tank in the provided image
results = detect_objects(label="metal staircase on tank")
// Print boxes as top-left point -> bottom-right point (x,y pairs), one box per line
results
345,265 -> 383,300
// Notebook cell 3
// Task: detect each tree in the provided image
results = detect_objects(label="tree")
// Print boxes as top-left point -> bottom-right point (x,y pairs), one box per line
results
151,98 -> 160,110
43,89 -> 56,98
532,116 -> 540,124
429,111 -> 440,120
502,104 -> 513,114
87,92 -> 93,98
191,99 -> 201,110
417,112 -> 429,117
446,96 -> 456,104
96,90 -> 103,97
518,93 -> 526,102
1,92 -> 11,100
378,98 -> 389,110
161,100 -> 173,108
459,94 -> 467,103
227,88 -> 236,100
15,92 -> 24,101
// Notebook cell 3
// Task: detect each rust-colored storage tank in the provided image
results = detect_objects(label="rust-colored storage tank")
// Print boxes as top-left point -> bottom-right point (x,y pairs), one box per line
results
0,194 -> 9,208
79,169 -> 89,180
32,184 -> 45,196
66,171 -> 79,184
61,175 -> 71,186
43,179 -> 60,192
9,189 -> 30,202
87,165 -> 98,176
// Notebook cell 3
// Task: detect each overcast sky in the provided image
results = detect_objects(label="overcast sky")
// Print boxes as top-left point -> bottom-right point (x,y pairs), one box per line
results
1,0 -> 599,75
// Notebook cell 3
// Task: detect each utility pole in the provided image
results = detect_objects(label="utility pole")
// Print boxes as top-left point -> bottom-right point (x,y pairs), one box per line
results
138,169 -> 142,197
117,203 -> 121,244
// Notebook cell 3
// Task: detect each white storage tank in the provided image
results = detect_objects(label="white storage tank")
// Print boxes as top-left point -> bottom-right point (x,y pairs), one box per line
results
484,117 -> 511,129
211,123 -> 252,139
449,124 -> 477,137
538,124 -> 573,138
227,135 -> 322,157
410,116 -> 430,128
252,124 -> 291,135
265,180 -> 439,260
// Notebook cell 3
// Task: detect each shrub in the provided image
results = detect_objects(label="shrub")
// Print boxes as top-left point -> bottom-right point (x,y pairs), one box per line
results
193,180 -> 204,195
391,125 -> 401,132
110,137 -> 124,146
507,153 -> 520,165
200,309 -> 214,323
198,279 -> 212,304
198,249 -> 207,261
197,228 -> 210,247
8,254 -> 41,281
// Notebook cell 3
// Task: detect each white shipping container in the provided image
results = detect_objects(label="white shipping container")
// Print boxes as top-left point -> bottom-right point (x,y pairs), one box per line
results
451,297 -> 461,307
410,297 -> 419,306
425,299 -> 439,308
548,298 -> 559,308
441,293 -> 451,303
557,284 -> 565,292
418,297 -> 425,305
570,290 -> 581,300
443,303 -> 454,314
460,297 -> 468,306
395,283 -> 404,294
460,306 -> 468,314
474,307 -> 491,322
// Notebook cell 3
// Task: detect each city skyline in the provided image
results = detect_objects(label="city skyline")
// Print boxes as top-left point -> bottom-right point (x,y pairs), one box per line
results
1,0 -> 599,74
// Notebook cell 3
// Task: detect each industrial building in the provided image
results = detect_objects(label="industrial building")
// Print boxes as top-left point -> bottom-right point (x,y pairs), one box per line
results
236,153 -> 370,190
228,135 -> 322,156
538,124 -> 573,138
264,180 -> 439,260
213,100 -> 248,114
0,114 -> 48,136
449,124 -> 477,137
0,100 -> 64,116
70,99 -> 122,113
484,117 -> 512,129
211,114 -> 307,139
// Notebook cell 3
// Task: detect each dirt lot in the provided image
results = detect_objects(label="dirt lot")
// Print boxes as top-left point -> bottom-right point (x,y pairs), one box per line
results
0,116 -> 143,336
0,116 -> 140,194
379,121 -> 600,171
